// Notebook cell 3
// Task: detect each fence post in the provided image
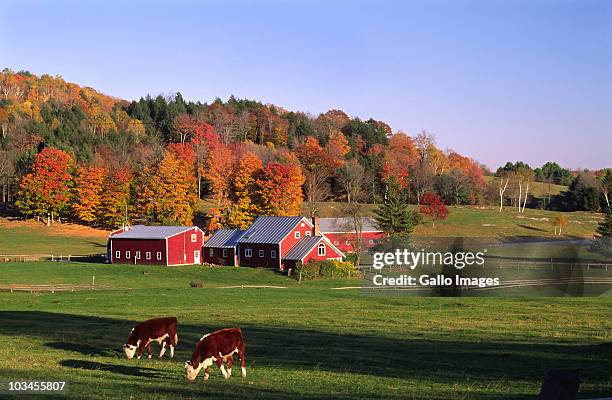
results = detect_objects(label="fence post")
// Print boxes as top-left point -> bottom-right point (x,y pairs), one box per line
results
92,276 -> 95,290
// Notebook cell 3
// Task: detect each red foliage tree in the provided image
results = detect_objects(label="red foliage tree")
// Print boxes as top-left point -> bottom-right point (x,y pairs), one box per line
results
16,148 -> 74,221
419,191 -> 449,227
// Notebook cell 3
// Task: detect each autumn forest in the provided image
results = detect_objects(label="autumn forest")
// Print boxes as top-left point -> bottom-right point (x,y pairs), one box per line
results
0,69 -> 610,231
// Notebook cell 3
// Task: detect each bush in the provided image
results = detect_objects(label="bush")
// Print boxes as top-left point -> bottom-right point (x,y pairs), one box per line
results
189,280 -> 203,288
295,260 -> 356,281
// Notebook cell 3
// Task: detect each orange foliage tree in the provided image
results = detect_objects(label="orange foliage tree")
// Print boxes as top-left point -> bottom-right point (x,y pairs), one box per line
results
225,152 -> 263,229
16,148 -> 74,220
72,165 -> 105,223
381,132 -> 418,188
256,159 -> 304,216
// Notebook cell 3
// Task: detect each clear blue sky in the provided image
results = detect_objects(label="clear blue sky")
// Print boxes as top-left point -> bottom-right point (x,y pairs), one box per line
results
1,0 -> 610,170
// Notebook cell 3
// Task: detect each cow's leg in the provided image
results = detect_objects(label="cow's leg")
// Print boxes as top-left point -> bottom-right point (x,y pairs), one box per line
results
203,366 -> 210,381
136,343 -> 145,360
216,357 -> 229,379
239,350 -> 247,377
167,335 -> 175,358
226,355 -> 234,378
146,343 -> 153,359
159,341 -> 167,358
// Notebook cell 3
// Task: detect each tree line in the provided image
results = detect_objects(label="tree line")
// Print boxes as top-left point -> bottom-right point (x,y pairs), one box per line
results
0,69 -> 609,230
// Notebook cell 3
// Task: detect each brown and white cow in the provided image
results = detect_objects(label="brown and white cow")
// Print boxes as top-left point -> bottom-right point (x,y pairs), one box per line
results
185,327 -> 246,381
124,317 -> 178,359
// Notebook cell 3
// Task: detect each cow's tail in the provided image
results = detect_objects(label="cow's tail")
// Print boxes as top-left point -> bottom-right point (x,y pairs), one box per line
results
174,333 -> 178,345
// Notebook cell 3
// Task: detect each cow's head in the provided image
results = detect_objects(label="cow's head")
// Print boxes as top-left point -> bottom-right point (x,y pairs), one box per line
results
184,361 -> 200,381
124,343 -> 137,359
124,328 -> 139,359
185,357 -> 214,381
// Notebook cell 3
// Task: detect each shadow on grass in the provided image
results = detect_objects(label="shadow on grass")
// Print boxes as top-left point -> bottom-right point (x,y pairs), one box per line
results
59,359 -> 165,378
517,224 -> 548,232
1,311 -> 611,399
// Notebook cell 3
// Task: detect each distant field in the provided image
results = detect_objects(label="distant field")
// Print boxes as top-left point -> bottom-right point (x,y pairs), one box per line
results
0,262 -> 610,399
0,218 -> 108,255
303,202 -> 602,239
483,176 -> 568,198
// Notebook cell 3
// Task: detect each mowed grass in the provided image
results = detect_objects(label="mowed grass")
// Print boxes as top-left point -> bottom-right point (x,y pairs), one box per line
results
0,262 -> 611,399
303,202 -> 602,239
0,218 -> 108,255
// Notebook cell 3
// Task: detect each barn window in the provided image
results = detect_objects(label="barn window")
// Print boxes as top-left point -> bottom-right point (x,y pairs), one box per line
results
156,252 -> 162,260
115,250 -> 120,259
125,251 -> 131,259
369,239 -> 374,244
191,234 -> 197,243
318,243 -> 326,256
334,241 -> 339,245
245,248 -> 252,258
271,250 -> 277,258
346,241 -> 350,245
136,251 -> 141,259
294,231 -> 300,239
209,248 -> 214,256
146,252 -> 151,260
222,249 -> 228,258
300,222 -> 305,227
259,250 -> 264,258
305,231 -> 311,237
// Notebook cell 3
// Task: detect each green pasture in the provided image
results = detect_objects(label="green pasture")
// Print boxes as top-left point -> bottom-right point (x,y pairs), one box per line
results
0,262 -> 610,399
0,224 -> 107,256
302,202 -> 601,239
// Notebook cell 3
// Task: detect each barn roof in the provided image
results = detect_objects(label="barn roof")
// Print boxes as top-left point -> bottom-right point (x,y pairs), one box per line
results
110,225 -> 198,240
237,216 -> 310,244
283,235 -> 345,261
204,229 -> 245,248
318,217 -> 381,233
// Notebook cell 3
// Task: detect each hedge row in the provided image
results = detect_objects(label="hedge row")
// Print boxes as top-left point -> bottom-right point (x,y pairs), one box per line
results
294,260 -> 357,281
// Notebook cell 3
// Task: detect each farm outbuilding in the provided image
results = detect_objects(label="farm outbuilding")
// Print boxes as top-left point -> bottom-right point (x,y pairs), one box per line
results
107,225 -> 204,266
318,217 -> 384,253
282,235 -> 344,270
202,229 -> 245,266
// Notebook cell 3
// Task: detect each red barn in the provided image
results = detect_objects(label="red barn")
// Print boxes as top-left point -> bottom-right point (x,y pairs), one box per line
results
318,217 -> 384,253
202,229 -> 245,266
107,225 -> 204,266
283,235 -> 344,270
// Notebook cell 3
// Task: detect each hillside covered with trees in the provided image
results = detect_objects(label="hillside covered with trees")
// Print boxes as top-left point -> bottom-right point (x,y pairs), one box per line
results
0,69 -> 609,230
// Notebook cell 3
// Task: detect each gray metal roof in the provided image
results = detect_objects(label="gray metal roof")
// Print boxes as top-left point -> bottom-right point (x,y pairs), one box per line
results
318,217 -> 380,233
204,229 -> 245,248
283,236 -> 325,260
110,225 -> 197,240
237,216 -> 309,244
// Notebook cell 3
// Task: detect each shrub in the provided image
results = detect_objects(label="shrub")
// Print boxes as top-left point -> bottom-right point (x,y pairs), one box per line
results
332,260 -> 356,278
189,280 -> 203,288
318,260 -> 336,278
294,260 -> 356,281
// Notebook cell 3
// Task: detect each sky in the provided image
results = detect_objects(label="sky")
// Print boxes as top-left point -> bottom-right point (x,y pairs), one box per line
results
1,0 -> 610,170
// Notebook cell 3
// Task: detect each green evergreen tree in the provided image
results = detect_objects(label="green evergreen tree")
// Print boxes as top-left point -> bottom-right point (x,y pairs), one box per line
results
374,179 -> 418,238
596,208 -> 612,237
591,208 -> 612,259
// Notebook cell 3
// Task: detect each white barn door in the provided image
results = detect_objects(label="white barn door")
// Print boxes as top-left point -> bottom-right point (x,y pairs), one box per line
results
194,250 -> 200,264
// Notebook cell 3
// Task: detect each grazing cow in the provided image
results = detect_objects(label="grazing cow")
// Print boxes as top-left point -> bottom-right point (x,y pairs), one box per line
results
185,327 -> 246,381
124,317 -> 178,359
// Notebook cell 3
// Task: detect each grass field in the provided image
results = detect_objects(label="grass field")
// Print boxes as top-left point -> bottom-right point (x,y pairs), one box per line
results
0,218 -> 108,255
0,262 -> 611,399
302,202 -> 602,239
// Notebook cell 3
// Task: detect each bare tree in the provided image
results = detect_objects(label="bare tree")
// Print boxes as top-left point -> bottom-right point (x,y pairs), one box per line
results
339,159 -> 366,203
340,202 -> 367,268
497,173 -> 510,212
304,168 -> 331,217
